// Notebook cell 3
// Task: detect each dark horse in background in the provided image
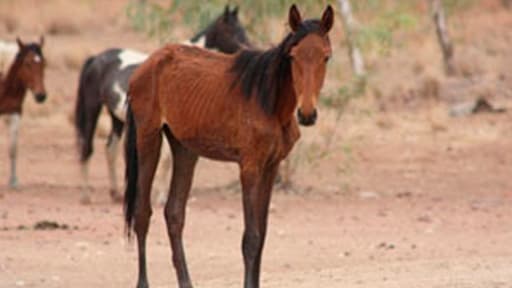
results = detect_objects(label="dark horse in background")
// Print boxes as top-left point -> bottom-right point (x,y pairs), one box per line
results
74,5 -> 251,204
125,5 -> 334,288
0,37 -> 47,189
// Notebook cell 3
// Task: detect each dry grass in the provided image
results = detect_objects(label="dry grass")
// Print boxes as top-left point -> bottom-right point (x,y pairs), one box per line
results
45,19 -> 80,36
0,14 -> 19,33
62,49 -> 89,71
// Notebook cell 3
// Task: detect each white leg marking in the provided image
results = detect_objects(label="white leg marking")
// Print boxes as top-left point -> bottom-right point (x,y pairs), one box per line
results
112,82 -> 127,121
80,160 -> 92,204
106,134 -> 120,198
153,145 -> 172,206
7,113 -> 20,188
117,49 -> 148,70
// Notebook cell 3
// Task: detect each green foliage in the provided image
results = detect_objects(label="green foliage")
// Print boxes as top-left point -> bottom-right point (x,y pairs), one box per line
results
125,0 -> 327,42
350,1 -> 418,55
442,0 -> 477,15
125,1 -> 173,41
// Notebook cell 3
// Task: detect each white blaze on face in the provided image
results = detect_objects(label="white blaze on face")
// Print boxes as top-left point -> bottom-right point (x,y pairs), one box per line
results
117,49 -> 148,70
34,55 -> 41,63
112,82 -> 127,122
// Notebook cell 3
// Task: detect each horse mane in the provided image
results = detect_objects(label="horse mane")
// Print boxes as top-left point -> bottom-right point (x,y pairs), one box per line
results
190,26 -> 208,43
230,20 -> 324,115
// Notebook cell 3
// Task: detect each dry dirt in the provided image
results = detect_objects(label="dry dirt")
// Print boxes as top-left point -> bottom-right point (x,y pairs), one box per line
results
1,1 -> 512,287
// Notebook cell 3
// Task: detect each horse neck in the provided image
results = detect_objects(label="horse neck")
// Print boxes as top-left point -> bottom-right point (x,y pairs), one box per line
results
3,60 -> 27,98
275,78 -> 297,126
0,59 -> 27,106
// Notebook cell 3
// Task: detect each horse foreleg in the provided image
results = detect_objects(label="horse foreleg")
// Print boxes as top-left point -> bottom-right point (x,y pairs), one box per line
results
240,161 -> 279,288
134,130 -> 162,288
7,113 -> 20,189
164,130 -> 198,288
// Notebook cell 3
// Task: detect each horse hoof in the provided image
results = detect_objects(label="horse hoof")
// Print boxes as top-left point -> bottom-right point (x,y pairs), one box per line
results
80,195 -> 92,205
136,281 -> 149,288
8,179 -> 19,190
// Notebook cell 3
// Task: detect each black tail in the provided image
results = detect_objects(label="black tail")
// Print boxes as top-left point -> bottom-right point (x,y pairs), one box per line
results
74,56 -> 96,158
124,105 -> 138,236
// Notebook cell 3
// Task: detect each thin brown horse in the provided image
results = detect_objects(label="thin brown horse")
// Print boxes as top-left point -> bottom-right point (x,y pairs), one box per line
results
0,37 -> 46,189
124,5 -> 333,288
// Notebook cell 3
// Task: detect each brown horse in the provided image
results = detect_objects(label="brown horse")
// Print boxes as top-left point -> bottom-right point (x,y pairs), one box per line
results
124,5 -> 333,288
0,37 -> 46,189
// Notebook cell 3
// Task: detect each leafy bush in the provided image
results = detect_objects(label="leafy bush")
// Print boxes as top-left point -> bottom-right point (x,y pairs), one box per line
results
126,0 -> 328,42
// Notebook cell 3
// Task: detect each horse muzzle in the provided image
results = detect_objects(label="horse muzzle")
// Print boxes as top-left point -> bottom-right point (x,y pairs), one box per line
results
297,108 -> 317,126
35,93 -> 47,103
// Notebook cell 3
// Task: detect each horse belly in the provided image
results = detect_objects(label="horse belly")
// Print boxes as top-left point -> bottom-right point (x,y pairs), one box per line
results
180,137 -> 240,162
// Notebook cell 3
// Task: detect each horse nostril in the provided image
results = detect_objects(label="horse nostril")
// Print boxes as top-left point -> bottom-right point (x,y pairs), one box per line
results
311,109 -> 318,122
297,108 -> 318,126
35,93 -> 47,103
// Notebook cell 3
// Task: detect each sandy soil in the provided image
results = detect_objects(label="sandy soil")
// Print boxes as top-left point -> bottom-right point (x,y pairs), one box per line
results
1,1 -> 512,287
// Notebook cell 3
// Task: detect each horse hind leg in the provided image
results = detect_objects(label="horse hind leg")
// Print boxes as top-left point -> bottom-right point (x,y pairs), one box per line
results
134,128 -> 162,288
78,100 -> 102,204
106,112 -> 124,202
163,126 -> 198,288
153,146 -> 172,206
7,113 -> 20,189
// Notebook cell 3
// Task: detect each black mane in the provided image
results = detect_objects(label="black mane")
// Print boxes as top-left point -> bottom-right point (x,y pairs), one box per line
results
230,20 -> 324,114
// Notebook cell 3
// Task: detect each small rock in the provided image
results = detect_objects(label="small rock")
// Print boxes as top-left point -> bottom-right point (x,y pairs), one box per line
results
417,215 -> 432,223
395,191 -> 412,198
359,191 -> 379,199
16,225 -> 28,231
75,241 -> 89,250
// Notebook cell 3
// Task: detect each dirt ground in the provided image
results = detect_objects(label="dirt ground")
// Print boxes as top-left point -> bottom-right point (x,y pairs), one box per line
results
1,1 -> 512,287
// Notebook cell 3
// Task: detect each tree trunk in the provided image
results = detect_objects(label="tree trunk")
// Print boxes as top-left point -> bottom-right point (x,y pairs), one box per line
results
431,0 -> 456,76
337,0 -> 365,77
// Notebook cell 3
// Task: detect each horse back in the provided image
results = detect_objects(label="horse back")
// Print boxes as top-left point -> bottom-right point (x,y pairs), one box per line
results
129,44 -> 296,162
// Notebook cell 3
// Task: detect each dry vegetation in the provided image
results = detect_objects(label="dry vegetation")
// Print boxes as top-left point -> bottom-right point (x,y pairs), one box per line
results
0,1 -> 511,287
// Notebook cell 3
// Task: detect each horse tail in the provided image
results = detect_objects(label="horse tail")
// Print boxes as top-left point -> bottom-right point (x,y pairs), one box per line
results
74,56 -> 96,160
124,104 -> 138,236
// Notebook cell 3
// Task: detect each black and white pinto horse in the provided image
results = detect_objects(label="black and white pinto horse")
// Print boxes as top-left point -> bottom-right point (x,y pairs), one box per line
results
74,6 -> 251,204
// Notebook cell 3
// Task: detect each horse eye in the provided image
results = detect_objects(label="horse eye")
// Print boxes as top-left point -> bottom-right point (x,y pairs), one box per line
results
324,56 -> 331,63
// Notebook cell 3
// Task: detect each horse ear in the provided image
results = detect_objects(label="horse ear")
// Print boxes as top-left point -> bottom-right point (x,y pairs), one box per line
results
223,4 -> 230,21
39,35 -> 45,47
231,6 -> 239,18
321,5 -> 334,33
16,37 -> 24,49
289,4 -> 302,32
